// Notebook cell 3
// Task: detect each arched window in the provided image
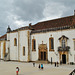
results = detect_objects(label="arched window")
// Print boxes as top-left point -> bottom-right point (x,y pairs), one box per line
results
23,46 -> 25,56
14,38 -> 17,46
49,37 -> 54,51
32,39 -> 36,51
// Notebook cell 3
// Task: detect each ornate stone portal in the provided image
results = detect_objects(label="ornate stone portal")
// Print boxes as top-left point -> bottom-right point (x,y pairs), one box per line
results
38,43 -> 48,61
59,51 -> 69,64
58,35 -> 70,64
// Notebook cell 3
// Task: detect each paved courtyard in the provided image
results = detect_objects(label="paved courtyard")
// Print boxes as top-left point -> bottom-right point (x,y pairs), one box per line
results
0,60 -> 74,75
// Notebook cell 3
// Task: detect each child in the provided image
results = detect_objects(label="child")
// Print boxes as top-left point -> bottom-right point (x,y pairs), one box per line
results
55,62 -> 56,67
57,61 -> 59,67
33,63 -> 35,67
16,67 -> 19,75
41,64 -> 43,69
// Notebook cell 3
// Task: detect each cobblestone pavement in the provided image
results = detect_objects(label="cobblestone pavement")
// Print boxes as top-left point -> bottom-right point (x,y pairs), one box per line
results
0,61 -> 74,75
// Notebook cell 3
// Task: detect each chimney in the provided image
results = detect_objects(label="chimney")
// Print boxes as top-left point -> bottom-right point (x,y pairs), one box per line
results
29,23 -> 31,27
74,10 -> 75,15
29,23 -> 34,30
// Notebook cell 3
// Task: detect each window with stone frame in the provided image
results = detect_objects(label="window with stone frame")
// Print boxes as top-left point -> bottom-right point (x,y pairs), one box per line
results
59,35 -> 69,48
49,37 -> 54,51
23,46 -> 25,56
32,39 -> 36,51
14,38 -> 17,46
62,39 -> 66,48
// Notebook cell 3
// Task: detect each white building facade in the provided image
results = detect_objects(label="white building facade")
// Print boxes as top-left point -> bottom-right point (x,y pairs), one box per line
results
0,15 -> 75,64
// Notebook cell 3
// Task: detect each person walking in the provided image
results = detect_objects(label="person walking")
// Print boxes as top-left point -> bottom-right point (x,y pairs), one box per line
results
57,61 -> 59,67
41,64 -> 43,69
38,64 -> 40,69
33,63 -> 35,67
55,62 -> 56,67
60,60 -> 62,65
16,67 -> 19,75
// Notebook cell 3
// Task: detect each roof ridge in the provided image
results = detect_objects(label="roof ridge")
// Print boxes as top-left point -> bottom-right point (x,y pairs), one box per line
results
35,15 -> 74,24
32,15 -> 75,30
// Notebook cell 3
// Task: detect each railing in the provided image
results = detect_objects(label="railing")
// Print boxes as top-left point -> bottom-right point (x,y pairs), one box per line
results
58,46 -> 70,51
69,69 -> 75,75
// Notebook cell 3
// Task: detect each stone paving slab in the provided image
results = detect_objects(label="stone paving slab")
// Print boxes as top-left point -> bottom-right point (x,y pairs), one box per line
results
0,61 -> 74,75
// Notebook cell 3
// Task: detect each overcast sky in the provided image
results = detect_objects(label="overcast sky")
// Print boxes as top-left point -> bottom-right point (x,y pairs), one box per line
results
0,0 -> 75,36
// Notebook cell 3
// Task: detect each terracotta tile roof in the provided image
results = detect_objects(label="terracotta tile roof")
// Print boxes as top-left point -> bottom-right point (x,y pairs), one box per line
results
18,26 -> 29,30
9,15 -> 75,33
32,15 -> 75,30
0,34 -> 7,40
10,26 -> 29,33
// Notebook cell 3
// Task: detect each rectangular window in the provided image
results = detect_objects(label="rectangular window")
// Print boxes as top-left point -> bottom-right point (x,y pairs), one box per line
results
14,38 -> 17,46
49,38 -> 54,51
32,39 -> 36,51
23,47 -> 25,56
51,39 -> 54,49
62,39 -> 65,48
33,40 -> 36,49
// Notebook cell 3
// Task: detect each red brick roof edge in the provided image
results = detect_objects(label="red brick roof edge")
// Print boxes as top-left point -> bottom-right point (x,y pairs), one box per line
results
0,34 -> 7,39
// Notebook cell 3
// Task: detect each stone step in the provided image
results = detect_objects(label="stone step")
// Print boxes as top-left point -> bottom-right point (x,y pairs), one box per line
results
35,61 -> 50,64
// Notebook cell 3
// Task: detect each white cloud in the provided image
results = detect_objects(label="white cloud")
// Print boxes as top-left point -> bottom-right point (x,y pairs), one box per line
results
42,2 -> 65,21
0,0 -> 75,35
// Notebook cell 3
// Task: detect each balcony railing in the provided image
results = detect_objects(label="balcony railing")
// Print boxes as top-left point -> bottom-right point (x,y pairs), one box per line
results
69,69 -> 75,75
58,46 -> 70,51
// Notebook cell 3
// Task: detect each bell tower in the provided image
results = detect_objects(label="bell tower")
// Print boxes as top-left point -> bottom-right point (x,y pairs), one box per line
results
7,26 -> 11,33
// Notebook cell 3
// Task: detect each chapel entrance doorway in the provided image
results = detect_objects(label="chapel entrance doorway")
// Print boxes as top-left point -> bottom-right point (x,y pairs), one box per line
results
38,44 -> 48,61
59,51 -> 69,64
62,54 -> 66,64
41,52 -> 46,60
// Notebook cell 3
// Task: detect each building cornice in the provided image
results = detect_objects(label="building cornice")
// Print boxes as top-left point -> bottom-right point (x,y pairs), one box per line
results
31,25 -> 75,34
